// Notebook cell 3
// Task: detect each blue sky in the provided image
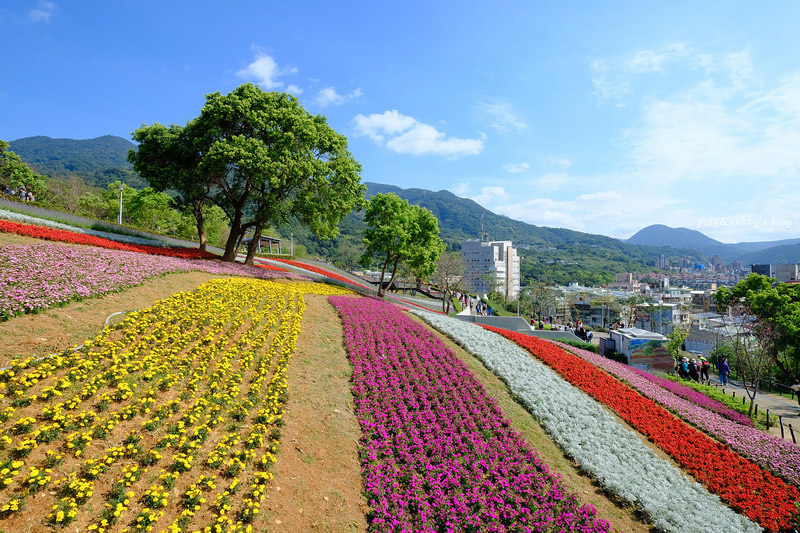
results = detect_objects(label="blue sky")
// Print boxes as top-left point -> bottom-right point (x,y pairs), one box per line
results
3,1 -> 800,244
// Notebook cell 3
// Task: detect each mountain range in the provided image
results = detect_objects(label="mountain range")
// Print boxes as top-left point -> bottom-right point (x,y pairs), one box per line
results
8,135 -> 798,275
627,224 -> 800,265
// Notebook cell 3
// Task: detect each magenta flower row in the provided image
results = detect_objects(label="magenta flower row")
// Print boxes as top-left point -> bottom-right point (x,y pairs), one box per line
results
0,242 -> 306,320
553,341 -> 800,489
330,296 -> 611,533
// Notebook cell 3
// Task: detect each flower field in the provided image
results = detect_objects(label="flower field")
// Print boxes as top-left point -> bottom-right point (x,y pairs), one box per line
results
412,310 -> 762,533
0,219 -> 217,259
483,327 -> 799,532
330,296 -> 611,532
552,341 -> 800,489
0,242 -> 308,321
0,278 -> 350,532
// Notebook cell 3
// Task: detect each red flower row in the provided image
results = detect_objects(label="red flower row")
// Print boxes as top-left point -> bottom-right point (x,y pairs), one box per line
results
483,326 -> 800,532
271,258 -> 371,288
0,220 -> 217,259
255,263 -> 289,273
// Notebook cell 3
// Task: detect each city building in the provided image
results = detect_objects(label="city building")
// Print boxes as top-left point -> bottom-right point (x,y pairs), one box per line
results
461,240 -> 520,300
611,272 -> 639,292
655,254 -> 669,270
775,263 -> 799,283
751,264 -> 773,278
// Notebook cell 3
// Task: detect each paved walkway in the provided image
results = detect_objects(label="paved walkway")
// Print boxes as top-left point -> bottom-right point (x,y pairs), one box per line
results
707,375 -> 800,442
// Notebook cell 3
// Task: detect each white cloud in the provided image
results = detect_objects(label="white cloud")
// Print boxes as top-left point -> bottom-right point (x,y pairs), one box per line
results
29,1 -> 55,22
724,50 -> 754,88
503,162 -> 529,173
285,84 -> 302,95
236,51 -> 297,90
625,73 -> 800,184
627,43 -> 688,73
475,101 -> 528,133
451,183 -> 471,196
591,59 -> 629,102
353,110 -> 483,156
315,86 -> 362,107
471,186 -> 508,205
353,110 -> 417,142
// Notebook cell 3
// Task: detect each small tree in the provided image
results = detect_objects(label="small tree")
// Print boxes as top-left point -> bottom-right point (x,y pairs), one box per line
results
0,140 -> 47,197
715,283 -> 776,415
431,252 -> 467,314
362,193 -> 445,298
666,326 -> 689,361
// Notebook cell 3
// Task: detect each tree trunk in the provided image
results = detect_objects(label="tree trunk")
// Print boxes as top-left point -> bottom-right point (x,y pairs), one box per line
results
377,254 -> 391,297
193,203 -> 207,252
244,221 -> 264,266
383,256 -> 401,298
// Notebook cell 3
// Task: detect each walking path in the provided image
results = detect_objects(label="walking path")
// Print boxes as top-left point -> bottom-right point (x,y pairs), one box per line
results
708,375 -> 800,442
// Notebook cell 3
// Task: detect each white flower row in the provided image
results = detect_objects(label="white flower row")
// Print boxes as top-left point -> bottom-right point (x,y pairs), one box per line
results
411,310 -> 761,533
0,208 -> 178,248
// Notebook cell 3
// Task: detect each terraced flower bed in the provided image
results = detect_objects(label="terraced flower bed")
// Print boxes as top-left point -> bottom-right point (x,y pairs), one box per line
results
330,296 -> 614,532
0,242 -> 307,321
412,309 -> 762,533
486,327 -> 800,532
553,341 -> 800,489
0,278 -> 350,532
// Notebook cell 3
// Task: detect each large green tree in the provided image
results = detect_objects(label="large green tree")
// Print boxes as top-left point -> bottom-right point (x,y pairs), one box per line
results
130,83 -> 365,262
0,140 -> 47,196
362,193 -> 445,298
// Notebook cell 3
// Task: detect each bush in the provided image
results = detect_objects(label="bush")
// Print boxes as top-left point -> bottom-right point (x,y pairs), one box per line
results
559,339 -> 598,353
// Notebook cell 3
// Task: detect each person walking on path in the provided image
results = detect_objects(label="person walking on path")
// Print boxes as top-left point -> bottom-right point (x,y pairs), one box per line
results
699,356 -> 711,383
717,357 -> 730,386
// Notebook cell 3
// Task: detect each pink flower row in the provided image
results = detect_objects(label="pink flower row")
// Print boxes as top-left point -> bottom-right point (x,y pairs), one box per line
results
330,296 -> 611,532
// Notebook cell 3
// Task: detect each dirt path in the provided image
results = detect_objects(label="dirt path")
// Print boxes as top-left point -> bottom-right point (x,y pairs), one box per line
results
259,294 -> 368,532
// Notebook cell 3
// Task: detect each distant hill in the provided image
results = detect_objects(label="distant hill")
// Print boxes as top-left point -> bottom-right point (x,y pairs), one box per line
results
9,135 -> 146,189
627,224 -> 800,265
293,183 -> 704,286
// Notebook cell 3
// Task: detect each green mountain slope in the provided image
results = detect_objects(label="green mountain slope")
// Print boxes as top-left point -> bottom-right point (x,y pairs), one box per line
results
291,182 -> 704,286
9,135 -> 146,188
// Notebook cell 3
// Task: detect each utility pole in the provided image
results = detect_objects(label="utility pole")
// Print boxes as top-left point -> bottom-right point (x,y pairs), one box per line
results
118,184 -> 124,225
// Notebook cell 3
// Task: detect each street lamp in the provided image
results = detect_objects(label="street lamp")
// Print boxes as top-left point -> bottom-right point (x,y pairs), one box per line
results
118,184 -> 124,225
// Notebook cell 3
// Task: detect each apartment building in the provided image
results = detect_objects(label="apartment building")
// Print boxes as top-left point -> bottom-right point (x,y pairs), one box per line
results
461,240 -> 520,299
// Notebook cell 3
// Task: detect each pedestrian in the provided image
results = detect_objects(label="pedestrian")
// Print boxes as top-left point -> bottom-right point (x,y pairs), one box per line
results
699,356 -> 710,383
688,359 -> 699,382
587,330 -> 593,343
680,357 -> 690,379
717,357 -> 730,386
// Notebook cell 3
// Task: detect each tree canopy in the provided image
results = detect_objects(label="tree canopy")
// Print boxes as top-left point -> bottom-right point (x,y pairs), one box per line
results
362,193 -> 445,297
0,140 -> 47,195
715,273 -> 800,384
130,83 -> 365,261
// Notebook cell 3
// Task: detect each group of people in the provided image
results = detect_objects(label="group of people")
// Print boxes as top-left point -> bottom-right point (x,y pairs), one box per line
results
459,294 -> 493,317
676,355 -> 731,385
677,356 -> 711,383
2,185 -> 34,202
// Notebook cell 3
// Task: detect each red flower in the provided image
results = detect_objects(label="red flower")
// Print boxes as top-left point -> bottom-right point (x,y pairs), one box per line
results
483,325 -> 800,532
0,220 -> 217,259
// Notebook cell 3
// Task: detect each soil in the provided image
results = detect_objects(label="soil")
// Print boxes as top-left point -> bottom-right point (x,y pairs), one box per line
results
259,295 -> 368,532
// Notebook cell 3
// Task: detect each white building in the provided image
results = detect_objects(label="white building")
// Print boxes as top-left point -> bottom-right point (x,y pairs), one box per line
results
776,263 -> 799,283
461,240 -> 520,300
